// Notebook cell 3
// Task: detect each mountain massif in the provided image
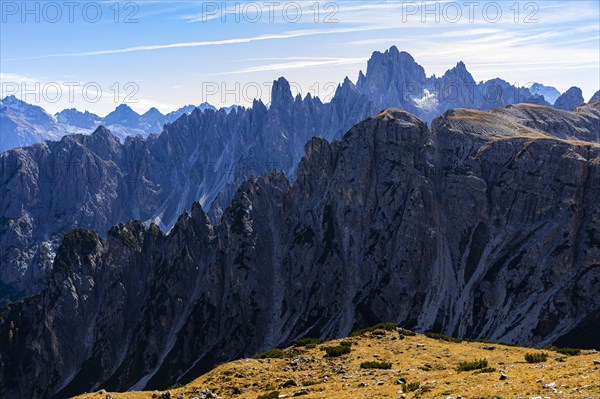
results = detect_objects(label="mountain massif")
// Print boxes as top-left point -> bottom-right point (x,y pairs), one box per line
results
0,47 -> 572,307
1,99 -> 599,398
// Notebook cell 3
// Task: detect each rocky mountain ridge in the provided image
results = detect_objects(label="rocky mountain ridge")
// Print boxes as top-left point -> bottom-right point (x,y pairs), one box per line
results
1,101 -> 599,398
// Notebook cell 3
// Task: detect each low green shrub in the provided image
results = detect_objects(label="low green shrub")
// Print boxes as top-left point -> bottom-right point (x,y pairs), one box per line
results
425,331 -> 462,343
404,382 -> 420,392
350,322 -> 397,337
398,328 -> 417,336
457,358 -> 488,372
464,337 -> 517,347
360,361 -> 392,369
253,348 -> 284,359
525,352 -> 548,363
257,391 -> 280,399
294,337 -> 323,347
322,344 -> 351,357
546,346 -> 581,356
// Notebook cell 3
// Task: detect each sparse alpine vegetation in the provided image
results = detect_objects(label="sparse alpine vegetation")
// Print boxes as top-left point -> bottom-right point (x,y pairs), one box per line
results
75,329 -> 599,399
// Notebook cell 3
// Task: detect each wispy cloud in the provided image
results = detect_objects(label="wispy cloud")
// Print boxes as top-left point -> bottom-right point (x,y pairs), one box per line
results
213,57 -> 367,75
440,28 -> 504,38
8,26 -> 390,61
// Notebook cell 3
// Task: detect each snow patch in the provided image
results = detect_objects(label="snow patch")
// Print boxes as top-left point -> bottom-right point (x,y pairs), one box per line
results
413,89 -> 439,112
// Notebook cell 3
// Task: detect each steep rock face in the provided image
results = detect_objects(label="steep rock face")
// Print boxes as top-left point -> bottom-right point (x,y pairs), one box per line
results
1,103 -> 599,399
590,90 -> 600,103
554,86 -> 585,111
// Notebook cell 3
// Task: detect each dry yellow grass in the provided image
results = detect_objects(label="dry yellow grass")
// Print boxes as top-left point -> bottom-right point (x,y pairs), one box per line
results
73,328 -> 600,399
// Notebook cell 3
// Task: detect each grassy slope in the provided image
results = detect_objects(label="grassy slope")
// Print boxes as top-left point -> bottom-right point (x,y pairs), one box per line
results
74,327 -> 600,399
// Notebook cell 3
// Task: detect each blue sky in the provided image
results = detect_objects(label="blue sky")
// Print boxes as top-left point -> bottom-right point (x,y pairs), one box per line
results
1,0 -> 598,115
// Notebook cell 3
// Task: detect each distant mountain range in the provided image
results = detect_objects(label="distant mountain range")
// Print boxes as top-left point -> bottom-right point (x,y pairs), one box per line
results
0,98 -> 230,153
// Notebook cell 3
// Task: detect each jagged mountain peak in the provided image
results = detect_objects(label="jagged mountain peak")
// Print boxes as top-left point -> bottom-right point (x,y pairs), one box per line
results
335,76 -> 358,95
0,95 -> 37,109
357,69 -> 366,86
252,98 -> 267,112
368,46 -> 420,69
385,45 -> 414,61
110,103 -> 137,114
91,125 -> 113,137
198,102 -> 217,112
103,103 -> 141,128
590,90 -> 600,103
443,60 -> 474,81
271,76 -> 294,107
1,94 -> 20,105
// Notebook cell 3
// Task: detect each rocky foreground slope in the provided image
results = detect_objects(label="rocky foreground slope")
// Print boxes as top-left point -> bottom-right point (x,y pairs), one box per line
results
1,102 -> 599,398
73,325 -> 600,399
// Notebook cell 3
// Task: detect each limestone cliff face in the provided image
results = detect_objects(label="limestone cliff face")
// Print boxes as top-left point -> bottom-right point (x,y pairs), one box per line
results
1,103 -> 599,399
